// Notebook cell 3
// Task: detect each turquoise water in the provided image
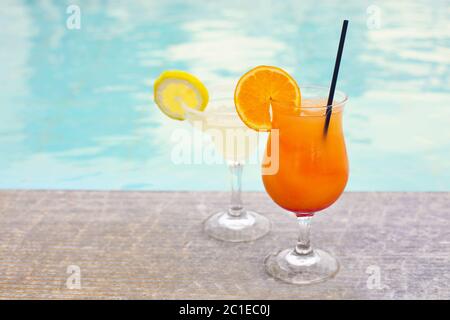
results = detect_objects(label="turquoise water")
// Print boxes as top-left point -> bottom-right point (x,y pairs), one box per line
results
0,0 -> 449,191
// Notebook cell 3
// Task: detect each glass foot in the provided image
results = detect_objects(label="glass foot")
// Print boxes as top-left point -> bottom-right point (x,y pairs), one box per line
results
204,210 -> 271,242
264,248 -> 339,285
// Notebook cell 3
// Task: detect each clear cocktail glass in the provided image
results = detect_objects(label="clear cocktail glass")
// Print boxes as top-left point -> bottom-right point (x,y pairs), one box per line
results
185,88 -> 271,242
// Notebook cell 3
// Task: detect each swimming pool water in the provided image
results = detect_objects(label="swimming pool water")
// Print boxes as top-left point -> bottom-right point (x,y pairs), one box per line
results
0,0 -> 449,191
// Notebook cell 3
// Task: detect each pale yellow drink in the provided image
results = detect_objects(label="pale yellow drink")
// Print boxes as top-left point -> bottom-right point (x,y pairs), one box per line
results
185,99 -> 259,163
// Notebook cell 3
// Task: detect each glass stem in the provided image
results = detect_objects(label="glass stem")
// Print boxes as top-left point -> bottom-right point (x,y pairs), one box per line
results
228,161 -> 244,217
294,216 -> 313,255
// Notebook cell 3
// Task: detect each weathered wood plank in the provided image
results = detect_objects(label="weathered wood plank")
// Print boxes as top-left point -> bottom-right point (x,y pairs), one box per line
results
0,191 -> 448,299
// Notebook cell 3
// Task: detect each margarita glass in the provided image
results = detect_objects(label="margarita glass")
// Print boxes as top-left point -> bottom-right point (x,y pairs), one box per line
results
185,89 -> 271,242
263,85 -> 348,284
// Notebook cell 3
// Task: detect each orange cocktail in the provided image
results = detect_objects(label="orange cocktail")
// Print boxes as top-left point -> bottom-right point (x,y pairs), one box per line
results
262,94 -> 348,215
234,66 -> 349,285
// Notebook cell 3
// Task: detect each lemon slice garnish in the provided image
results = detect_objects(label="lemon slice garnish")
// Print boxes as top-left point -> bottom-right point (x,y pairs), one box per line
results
153,70 -> 209,120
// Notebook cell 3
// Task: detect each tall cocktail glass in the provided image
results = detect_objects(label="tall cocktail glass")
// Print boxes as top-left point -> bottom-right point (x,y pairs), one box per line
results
263,85 -> 348,284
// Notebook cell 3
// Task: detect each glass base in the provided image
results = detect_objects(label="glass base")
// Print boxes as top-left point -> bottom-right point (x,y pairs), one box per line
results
204,210 -> 271,242
264,248 -> 339,285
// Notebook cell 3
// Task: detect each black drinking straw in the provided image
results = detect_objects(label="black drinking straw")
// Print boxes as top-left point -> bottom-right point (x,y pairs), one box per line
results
323,20 -> 348,136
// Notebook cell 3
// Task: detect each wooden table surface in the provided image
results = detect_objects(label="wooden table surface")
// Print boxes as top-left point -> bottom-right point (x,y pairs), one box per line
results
0,190 -> 448,299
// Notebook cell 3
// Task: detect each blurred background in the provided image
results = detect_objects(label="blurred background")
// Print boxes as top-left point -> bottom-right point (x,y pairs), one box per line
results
0,0 -> 449,191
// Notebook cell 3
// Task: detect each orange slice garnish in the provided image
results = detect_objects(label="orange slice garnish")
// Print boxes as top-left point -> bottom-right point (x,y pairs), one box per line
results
234,66 -> 301,131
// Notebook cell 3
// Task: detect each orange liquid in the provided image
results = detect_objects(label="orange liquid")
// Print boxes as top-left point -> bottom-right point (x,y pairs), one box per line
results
262,101 -> 349,215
